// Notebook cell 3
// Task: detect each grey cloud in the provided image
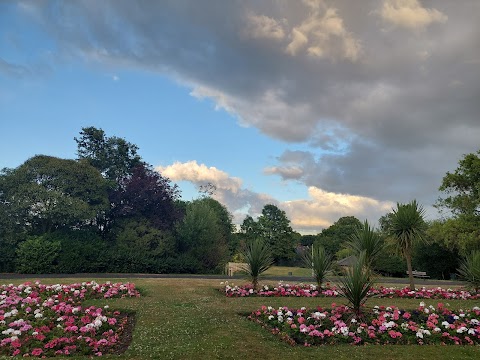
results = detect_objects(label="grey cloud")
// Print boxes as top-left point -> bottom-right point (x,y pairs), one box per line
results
18,0 -> 480,208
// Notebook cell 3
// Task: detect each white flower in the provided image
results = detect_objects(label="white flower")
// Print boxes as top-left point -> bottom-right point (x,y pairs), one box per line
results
419,302 -> 425,307
470,319 -> 479,325
416,331 -> 424,339
268,315 -> 274,320
456,327 -> 467,334
442,321 -> 450,328
433,327 -> 441,332
34,313 -> 43,319
277,316 -> 284,323
468,328 -> 476,335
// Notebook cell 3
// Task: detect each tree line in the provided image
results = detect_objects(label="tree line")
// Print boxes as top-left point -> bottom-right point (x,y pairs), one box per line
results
1,127 -> 479,278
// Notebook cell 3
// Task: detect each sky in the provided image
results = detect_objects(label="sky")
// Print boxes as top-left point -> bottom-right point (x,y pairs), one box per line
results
1,0 -> 479,234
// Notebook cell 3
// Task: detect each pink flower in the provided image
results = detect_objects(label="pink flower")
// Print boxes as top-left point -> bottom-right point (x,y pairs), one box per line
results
31,348 -> 43,356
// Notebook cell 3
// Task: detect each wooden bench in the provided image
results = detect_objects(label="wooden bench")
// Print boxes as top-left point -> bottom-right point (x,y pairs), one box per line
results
226,262 -> 247,276
407,270 -> 430,279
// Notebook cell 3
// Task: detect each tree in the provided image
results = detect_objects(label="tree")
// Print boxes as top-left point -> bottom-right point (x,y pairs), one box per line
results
240,238 -> 273,291
315,216 -> 362,258
240,215 -> 260,240
388,200 -> 428,289
345,220 -> 385,271
175,200 -> 228,272
75,126 -> 143,183
197,197 -> 236,256
0,155 -> 109,235
412,241 -> 459,280
256,204 -> 296,264
427,218 -> 480,256
437,149 -> 480,217
110,164 -> 181,231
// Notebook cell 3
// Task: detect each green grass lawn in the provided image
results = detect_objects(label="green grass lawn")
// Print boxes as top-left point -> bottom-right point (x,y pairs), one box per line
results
263,265 -> 313,277
1,277 -> 479,359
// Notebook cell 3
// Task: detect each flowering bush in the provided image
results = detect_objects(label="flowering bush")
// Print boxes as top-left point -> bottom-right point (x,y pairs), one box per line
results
0,281 -> 140,357
248,302 -> 480,346
223,282 -> 480,300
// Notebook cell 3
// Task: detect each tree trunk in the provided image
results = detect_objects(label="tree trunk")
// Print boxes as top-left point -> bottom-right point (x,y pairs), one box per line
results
406,251 -> 415,290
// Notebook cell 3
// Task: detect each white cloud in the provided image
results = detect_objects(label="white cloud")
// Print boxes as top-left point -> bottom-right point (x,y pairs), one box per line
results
244,13 -> 285,40
157,161 -> 394,234
283,187 -> 394,232
285,6 -> 361,61
380,0 -> 447,29
157,160 -> 242,193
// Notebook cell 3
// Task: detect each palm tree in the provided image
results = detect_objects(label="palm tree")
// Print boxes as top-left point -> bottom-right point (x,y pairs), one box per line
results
302,245 -> 333,288
388,200 -> 427,290
458,250 -> 480,292
240,238 -> 274,291
345,220 -> 384,272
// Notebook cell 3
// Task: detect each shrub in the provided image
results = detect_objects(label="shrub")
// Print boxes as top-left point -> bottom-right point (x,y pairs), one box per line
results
15,236 -> 60,273
458,250 -> 480,291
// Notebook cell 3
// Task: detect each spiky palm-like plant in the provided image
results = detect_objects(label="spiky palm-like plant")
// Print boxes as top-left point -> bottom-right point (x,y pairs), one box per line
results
458,250 -> 480,292
388,200 -> 427,290
302,245 -> 333,288
240,238 -> 274,291
338,251 -> 374,318
345,220 -> 384,272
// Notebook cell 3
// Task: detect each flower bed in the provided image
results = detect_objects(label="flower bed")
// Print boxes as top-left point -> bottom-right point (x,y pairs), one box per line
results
223,282 -> 480,300
248,302 -> 480,346
0,281 -> 140,357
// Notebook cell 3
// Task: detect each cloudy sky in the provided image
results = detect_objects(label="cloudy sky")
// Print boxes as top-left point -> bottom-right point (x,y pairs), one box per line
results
1,0 -> 479,233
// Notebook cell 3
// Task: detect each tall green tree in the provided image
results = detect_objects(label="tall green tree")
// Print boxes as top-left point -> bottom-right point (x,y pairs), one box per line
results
75,126 -> 143,183
437,149 -> 480,217
0,155 -> 109,235
256,204 -> 296,264
388,200 -> 428,289
240,215 -> 260,240
315,216 -> 362,258
175,200 -> 228,272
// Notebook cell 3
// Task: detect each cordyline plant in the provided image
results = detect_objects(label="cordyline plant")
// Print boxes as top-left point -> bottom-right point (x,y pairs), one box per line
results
302,245 -> 333,288
338,251 -> 375,318
458,250 -> 480,292
345,220 -> 384,272
240,238 -> 274,291
388,200 -> 427,290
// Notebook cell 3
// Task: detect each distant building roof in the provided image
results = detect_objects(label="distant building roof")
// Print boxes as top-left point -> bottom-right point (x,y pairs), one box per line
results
337,255 -> 357,267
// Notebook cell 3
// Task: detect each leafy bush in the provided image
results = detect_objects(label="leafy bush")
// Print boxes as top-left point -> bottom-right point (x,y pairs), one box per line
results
15,236 -> 61,273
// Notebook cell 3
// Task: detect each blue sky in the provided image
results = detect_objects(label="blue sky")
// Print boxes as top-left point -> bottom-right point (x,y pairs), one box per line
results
1,1 -> 479,233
